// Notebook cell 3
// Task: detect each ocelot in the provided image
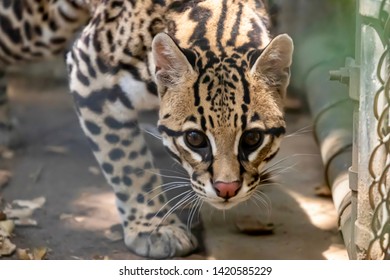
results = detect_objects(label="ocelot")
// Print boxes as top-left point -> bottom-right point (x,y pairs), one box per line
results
0,0 -> 293,258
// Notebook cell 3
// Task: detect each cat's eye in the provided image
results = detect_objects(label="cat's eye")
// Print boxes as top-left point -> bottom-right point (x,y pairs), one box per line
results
185,130 -> 208,149
240,130 -> 264,151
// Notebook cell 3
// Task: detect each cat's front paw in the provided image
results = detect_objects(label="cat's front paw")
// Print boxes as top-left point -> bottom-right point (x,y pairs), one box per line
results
124,219 -> 198,259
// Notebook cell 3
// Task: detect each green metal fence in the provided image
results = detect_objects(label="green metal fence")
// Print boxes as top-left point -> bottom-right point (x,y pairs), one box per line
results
361,0 -> 390,260
346,0 -> 390,260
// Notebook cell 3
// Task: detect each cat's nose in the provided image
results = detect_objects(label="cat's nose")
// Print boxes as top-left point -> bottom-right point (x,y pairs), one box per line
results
213,181 -> 242,199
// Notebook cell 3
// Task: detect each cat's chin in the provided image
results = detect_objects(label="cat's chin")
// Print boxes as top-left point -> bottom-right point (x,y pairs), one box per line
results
207,199 -> 242,210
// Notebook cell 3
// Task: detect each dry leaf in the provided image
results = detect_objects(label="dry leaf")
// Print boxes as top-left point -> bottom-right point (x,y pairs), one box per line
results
32,247 -> 47,260
17,247 -> 48,260
88,166 -> 100,175
44,145 -> 68,154
0,211 -> 7,221
104,229 -> 123,242
14,218 -> 38,226
0,170 -> 12,189
0,220 -> 15,236
92,254 -> 110,260
3,196 -> 45,226
74,216 -> 86,223
17,248 -> 32,260
235,216 -> 274,235
59,213 -> 74,220
4,207 -> 34,219
314,185 -> 332,197
0,148 -> 14,159
13,196 -> 46,210
0,236 -> 16,256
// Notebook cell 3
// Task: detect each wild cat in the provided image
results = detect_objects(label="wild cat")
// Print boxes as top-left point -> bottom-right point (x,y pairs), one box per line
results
0,0 -> 293,258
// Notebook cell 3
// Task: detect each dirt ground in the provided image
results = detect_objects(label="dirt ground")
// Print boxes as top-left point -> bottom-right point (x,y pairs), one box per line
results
0,0 -> 348,260
0,65 -> 347,260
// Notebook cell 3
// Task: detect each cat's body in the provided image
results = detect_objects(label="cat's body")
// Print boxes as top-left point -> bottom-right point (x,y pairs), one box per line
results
0,0 -> 293,258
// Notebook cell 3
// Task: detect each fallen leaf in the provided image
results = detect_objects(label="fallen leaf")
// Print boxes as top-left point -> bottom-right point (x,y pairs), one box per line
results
59,213 -> 74,220
44,145 -> 68,154
16,248 -> 31,260
13,196 -> 46,210
92,254 -> 110,260
0,220 -> 15,236
314,185 -> 332,197
4,197 -> 45,227
0,236 -> 16,256
104,229 -> 123,242
32,247 -> 48,260
16,247 -> 48,260
14,218 -> 38,226
0,211 -> 7,221
235,216 -> 274,235
88,166 -> 100,175
0,170 -> 12,189
0,148 -> 14,159
74,216 -> 86,223
4,207 -> 34,219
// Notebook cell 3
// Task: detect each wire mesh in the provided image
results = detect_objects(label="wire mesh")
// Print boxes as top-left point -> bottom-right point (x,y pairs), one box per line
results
366,0 -> 390,260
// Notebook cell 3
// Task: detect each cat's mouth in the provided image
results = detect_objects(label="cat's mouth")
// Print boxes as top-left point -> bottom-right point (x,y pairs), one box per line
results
206,196 -> 246,210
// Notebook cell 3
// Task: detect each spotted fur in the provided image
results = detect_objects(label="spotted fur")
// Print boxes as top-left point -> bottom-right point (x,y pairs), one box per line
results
0,0 -> 90,145
0,0 -> 293,258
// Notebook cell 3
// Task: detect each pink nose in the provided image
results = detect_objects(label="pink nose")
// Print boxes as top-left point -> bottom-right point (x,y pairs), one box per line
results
213,181 -> 242,199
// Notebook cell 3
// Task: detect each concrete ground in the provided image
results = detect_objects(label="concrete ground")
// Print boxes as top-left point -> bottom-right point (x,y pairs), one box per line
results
0,59 -> 347,260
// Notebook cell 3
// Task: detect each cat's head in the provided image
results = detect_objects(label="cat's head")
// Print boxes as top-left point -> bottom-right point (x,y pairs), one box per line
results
152,33 -> 293,209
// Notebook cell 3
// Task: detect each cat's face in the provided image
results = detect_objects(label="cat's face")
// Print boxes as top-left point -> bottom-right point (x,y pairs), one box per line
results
153,33 -> 293,209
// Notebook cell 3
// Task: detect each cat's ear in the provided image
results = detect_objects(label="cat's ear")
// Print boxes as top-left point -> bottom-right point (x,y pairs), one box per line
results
152,33 -> 194,90
250,34 -> 293,98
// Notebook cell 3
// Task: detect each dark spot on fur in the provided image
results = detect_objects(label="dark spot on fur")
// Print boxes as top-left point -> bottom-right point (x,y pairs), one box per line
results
111,176 -> 121,184
109,148 -> 125,161
85,120 -> 101,135
102,162 -> 114,174
251,112 -> 261,122
121,139 -> 132,146
136,194 -> 145,203
86,137 -> 100,151
116,192 -> 129,202
105,134 -> 120,143
123,176 -> 133,186
128,151 -> 138,159
158,194 -> 166,203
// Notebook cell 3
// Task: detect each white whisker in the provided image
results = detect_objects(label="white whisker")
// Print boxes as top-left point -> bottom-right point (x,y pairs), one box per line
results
187,197 -> 201,232
252,193 -> 272,218
157,193 -> 197,229
150,167 -> 188,176
284,125 -> 313,138
147,183 -> 191,202
153,189 -> 192,220
143,169 -> 190,181
145,180 -> 189,195
141,127 -> 162,140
